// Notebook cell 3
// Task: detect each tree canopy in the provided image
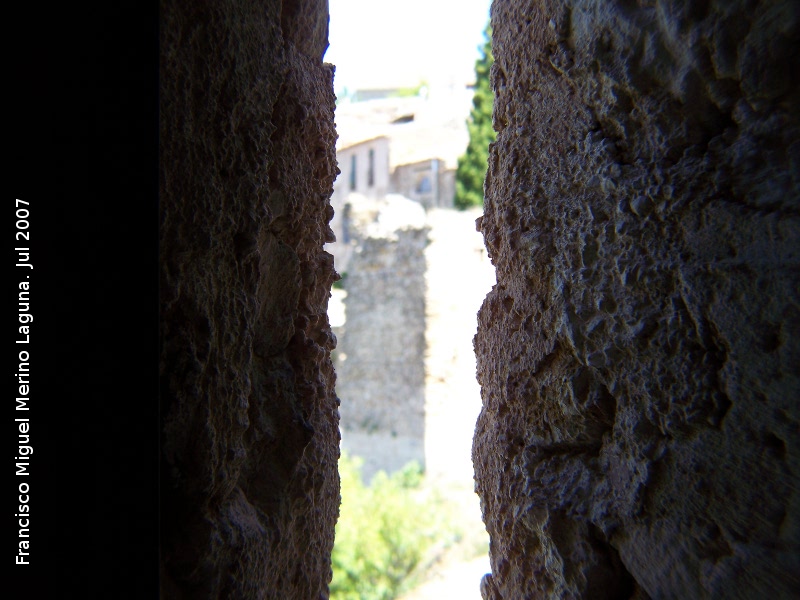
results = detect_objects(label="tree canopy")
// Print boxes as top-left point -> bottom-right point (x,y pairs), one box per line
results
454,24 -> 496,210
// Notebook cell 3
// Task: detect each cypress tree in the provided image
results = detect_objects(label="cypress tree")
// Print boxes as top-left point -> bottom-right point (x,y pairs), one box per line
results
455,24 -> 496,210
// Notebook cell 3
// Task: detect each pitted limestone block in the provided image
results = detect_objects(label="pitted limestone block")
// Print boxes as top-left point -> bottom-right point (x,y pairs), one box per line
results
160,0 -> 340,597
474,1 -> 799,598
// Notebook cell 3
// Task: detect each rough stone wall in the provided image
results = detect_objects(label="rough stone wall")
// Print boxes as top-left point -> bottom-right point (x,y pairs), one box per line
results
474,1 -> 799,598
336,197 -> 429,479
159,1 -> 340,598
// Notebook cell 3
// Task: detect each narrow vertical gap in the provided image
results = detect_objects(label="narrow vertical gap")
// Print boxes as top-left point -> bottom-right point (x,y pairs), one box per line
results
324,2 -> 496,598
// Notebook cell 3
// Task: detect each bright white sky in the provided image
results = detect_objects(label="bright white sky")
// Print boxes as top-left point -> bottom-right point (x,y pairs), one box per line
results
324,0 -> 493,94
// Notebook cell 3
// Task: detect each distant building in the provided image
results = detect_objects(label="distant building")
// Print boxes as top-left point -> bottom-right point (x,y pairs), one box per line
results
328,89 -> 472,272
391,158 -> 454,210
333,136 -> 391,204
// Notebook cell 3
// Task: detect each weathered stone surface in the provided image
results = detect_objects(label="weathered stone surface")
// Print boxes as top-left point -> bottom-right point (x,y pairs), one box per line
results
474,1 -> 800,598
159,1 -> 339,597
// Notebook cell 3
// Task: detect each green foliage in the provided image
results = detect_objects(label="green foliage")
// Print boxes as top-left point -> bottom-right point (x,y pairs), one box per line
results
394,80 -> 429,98
333,271 -> 348,290
330,454 -> 457,600
455,24 -> 496,210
